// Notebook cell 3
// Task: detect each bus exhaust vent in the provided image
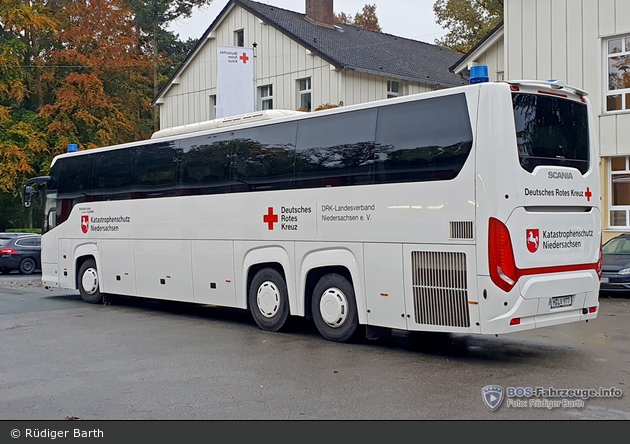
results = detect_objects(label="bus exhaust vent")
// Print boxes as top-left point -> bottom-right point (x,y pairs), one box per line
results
411,251 -> 470,328
449,221 -> 473,240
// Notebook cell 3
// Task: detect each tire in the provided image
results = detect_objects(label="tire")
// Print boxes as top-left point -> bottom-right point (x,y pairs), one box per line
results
248,268 -> 289,332
78,258 -> 103,304
18,257 -> 36,275
312,273 -> 361,343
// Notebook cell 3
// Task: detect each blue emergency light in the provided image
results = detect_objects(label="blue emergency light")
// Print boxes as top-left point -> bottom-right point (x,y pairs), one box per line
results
68,144 -> 78,153
470,65 -> 489,84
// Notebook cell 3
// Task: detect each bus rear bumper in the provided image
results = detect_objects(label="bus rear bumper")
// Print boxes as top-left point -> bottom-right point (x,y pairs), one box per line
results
478,274 -> 600,335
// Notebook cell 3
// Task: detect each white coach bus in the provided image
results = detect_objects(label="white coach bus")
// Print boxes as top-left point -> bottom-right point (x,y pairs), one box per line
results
26,74 -> 602,342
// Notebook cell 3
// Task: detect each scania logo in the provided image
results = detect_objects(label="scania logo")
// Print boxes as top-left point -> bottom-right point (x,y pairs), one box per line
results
548,171 -> 574,179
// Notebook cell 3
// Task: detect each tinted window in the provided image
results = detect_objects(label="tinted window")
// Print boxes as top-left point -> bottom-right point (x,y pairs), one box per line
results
178,133 -> 232,196
374,94 -> 473,183
55,154 -> 93,225
15,237 -> 36,247
57,155 -> 93,198
295,109 -> 378,187
232,122 -> 297,192
513,93 -> 589,174
92,148 -> 133,200
132,142 -> 179,198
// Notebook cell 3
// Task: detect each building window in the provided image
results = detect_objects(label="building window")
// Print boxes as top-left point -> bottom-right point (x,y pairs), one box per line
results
234,29 -> 244,47
210,95 -> 217,120
298,77 -> 311,111
387,80 -> 399,98
606,35 -> 630,113
497,72 -> 505,81
259,85 -> 273,110
609,156 -> 630,228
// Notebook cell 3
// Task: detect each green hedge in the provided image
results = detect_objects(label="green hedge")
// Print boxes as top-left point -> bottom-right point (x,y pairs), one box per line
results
5,228 -> 42,234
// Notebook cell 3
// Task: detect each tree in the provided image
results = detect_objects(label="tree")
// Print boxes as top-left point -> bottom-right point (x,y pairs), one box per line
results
433,0 -> 503,55
121,0 -> 214,129
334,4 -> 381,32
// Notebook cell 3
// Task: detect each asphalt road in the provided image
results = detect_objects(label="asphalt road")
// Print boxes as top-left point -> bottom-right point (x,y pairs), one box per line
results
0,273 -> 628,420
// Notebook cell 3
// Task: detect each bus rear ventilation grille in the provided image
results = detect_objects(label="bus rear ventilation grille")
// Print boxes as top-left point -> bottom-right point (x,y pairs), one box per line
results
411,251 -> 470,328
449,221 -> 474,240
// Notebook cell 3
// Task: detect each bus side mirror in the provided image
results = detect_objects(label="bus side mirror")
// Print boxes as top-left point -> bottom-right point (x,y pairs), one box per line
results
23,185 -> 33,208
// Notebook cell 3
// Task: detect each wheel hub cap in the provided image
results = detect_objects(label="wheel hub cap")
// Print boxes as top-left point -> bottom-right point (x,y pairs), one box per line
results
319,287 -> 348,328
82,268 -> 99,295
257,281 -> 280,318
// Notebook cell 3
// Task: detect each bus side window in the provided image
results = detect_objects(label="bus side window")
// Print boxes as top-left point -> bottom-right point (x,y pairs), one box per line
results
232,122 -> 297,192
374,94 -> 473,183
294,109 -> 378,189
56,154 -> 93,220
132,142 -> 179,199
178,133 -> 233,196
92,147 -> 133,201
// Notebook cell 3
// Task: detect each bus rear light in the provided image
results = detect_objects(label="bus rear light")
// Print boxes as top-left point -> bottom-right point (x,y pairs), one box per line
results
538,90 -> 568,98
488,217 -> 518,292
510,318 -> 521,326
0,248 -> 17,254
510,85 -> 520,92
589,306 -> 597,313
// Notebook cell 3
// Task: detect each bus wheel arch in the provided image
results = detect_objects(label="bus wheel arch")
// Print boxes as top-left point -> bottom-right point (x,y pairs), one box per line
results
247,264 -> 289,332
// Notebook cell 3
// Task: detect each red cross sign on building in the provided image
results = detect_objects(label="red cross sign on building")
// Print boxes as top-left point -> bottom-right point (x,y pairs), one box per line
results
264,207 -> 278,230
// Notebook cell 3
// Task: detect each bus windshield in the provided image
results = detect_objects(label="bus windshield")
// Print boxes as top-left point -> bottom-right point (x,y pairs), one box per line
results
512,93 -> 589,174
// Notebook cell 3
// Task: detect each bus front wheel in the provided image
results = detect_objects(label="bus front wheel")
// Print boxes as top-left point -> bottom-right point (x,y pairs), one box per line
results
249,268 -> 289,332
78,258 -> 103,304
312,273 -> 361,343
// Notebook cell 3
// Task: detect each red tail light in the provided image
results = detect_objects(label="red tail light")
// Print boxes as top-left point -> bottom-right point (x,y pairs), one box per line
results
0,248 -> 17,254
488,218 -> 518,292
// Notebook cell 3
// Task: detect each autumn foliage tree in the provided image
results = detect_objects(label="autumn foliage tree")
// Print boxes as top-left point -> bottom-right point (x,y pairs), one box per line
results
433,0 -> 503,54
0,0 -> 156,228
334,4 -> 381,32
42,0 -> 153,152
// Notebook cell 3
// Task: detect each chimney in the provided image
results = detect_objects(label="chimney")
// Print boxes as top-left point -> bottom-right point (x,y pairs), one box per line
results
305,0 -> 334,27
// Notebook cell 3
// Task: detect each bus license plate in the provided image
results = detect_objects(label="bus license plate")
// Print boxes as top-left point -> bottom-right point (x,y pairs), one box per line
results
550,296 -> 573,309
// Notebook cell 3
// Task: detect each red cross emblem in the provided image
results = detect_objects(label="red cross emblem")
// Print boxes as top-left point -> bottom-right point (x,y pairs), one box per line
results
585,187 -> 592,202
263,207 -> 278,230
240,52 -> 249,64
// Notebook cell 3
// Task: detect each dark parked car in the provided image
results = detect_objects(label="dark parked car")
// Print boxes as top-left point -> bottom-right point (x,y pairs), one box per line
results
601,233 -> 630,294
0,233 -> 41,275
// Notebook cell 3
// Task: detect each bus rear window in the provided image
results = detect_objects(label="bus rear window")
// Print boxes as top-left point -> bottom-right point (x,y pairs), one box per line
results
512,93 -> 589,174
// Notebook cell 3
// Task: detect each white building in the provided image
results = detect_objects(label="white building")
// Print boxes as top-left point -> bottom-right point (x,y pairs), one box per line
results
152,0 -> 467,130
451,0 -> 630,242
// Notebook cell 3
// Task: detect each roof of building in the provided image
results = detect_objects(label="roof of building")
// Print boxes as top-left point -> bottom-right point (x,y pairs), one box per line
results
154,0 -> 468,104
449,21 -> 504,74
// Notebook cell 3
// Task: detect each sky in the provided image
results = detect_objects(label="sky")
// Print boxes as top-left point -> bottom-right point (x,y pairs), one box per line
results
167,0 -> 448,44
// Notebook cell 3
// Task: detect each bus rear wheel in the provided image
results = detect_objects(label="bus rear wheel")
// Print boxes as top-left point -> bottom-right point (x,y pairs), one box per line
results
249,268 -> 289,332
78,258 -> 103,304
312,273 -> 361,343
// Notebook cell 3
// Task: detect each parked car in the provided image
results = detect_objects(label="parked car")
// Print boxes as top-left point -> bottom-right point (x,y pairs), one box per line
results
0,233 -> 41,275
601,233 -> 630,294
